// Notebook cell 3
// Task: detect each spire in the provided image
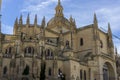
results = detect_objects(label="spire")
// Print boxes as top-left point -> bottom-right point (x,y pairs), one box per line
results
108,23 -> 113,48
19,14 -> 23,24
73,19 -> 76,24
93,13 -> 98,28
34,14 -> 37,25
69,15 -> 73,23
108,23 -> 112,38
73,19 -> 76,28
26,13 -> 30,25
41,16 -> 46,28
41,16 -> 46,40
93,13 -> 100,40
13,17 -> 18,34
55,0 -> 63,17
69,15 -> 76,29
14,17 -> 18,25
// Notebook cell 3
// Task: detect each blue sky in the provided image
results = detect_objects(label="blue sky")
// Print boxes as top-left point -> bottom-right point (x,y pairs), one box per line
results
1,0 -> 120,53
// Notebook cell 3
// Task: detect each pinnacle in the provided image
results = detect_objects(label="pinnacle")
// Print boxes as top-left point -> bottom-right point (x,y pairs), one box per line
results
94,13 -> 98,24
34,14 -> 37,25
15,17 -> 18,25
26,13 -> 30,24
19,14 -> 23,24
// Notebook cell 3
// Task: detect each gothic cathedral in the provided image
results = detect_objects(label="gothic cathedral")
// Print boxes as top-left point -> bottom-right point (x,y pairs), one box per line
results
0,0 -> 118,80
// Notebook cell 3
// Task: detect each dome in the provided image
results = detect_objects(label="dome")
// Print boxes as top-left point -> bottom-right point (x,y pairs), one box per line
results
47,16 -> 70,29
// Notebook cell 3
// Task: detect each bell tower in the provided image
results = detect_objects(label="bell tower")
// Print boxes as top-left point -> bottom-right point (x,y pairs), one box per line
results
55,0 -> 64,17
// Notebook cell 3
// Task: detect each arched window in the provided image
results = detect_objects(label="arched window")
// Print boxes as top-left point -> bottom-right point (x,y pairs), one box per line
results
9,47 -> 12,53
48,68 -> 52,76
48,49 -> 50,56
29,37 -> 32,40
80,38 -> 83,46
5,47 -> 12,54
46,49 -> 54,57
24,47 -> 34,54
25,48 -> 27,53
5,49 -> 7,54
84,70 -> 86,80
51,52 -> 53,56
80,69 -> 82,80
28,47 -> 31,53
3,66 -> 7,75
66,40 -> 69,46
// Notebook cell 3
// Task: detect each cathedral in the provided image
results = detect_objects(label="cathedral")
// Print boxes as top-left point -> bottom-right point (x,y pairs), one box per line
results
0,0 -> 118,80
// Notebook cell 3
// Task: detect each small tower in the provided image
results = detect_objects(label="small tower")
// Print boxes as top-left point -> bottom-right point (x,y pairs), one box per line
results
73,19 -> 76,28
93,13 -> 99,40
25,14 -> 30,34
19,14 -> 23,25
41,16 -> 46,29
40,16 -> 46,44
93,13 -> 98,28
34,14 -> 37,34
17,15 -> 23,36
93,13 -> 100,55
34,14 -> 37,26
107,23 -> 114,56
55,0 -> 64,17
13,17 -> 18,34
26,13 -> 30,25
69,15 -> 73,23
108,23 -> 113,48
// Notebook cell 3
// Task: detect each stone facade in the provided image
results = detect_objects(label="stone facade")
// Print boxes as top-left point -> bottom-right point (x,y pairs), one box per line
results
0,0 -> 118,80
116,51 -> 120,80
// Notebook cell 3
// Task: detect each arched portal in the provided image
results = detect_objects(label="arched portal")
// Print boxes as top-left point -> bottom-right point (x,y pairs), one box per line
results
22,65 -> 30,75
103,62 -> 115,80
3,66 -> 7,75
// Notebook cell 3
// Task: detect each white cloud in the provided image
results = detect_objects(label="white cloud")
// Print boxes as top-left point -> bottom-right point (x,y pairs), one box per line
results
1,24 -> 13,34
21,0 -> 64,13
96,7 -> 120,31
20,0 -> 67,24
